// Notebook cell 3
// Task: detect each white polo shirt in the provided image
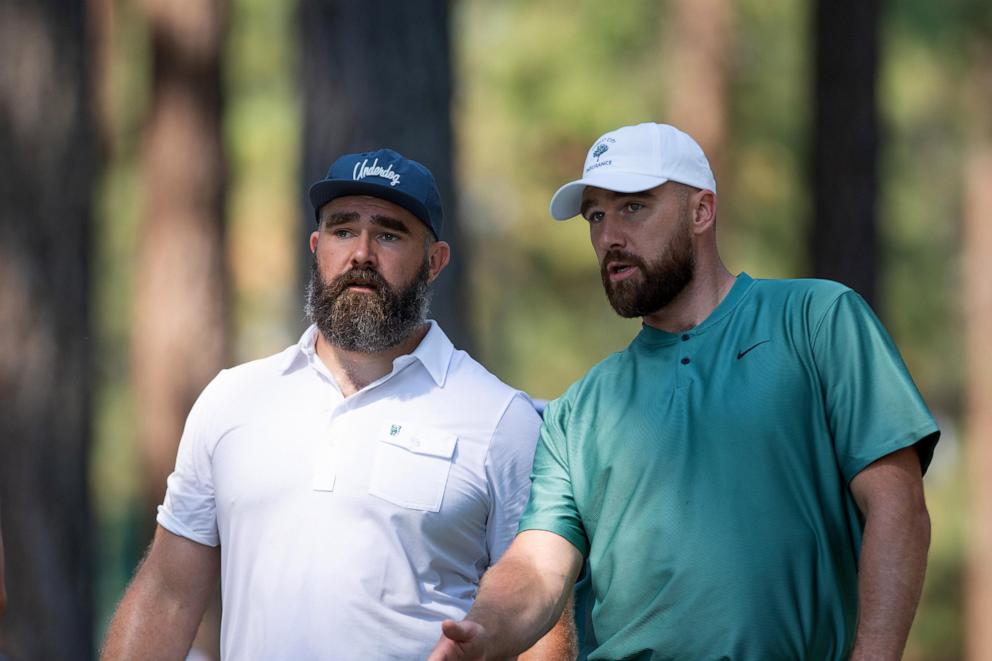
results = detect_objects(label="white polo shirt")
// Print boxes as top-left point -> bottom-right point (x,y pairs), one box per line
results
157,322 -> 541,660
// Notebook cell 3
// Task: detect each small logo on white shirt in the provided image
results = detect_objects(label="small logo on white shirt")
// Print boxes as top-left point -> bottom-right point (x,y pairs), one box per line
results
353,158 -> 402,187
389,424 -> 402,436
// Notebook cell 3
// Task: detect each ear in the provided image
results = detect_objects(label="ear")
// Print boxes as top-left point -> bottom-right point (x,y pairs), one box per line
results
690,190 -> 718,235
309,229 -> 319,253
427,240 -> 451,282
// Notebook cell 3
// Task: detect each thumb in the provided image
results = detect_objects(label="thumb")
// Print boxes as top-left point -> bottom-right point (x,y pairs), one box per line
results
441,618 -> 482,643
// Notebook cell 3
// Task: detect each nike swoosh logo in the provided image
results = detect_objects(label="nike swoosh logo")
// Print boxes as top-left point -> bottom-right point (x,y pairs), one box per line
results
737,340 -> 770,360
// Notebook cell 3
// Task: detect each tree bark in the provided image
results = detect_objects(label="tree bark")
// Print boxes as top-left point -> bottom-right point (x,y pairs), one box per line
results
0,0 -> 97,657
662,0 -> 733,184
299,0 -> 471,350
964,48 -> 992,661
132,0 -> 229,656
133,0 -> 229,531
811,0 -> 879,305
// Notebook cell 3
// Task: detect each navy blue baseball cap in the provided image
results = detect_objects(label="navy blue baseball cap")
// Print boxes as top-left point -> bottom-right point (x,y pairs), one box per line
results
308,148 -> 443,239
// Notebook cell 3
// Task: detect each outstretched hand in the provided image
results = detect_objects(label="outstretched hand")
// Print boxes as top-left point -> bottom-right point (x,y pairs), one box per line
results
428,619 -> 491,660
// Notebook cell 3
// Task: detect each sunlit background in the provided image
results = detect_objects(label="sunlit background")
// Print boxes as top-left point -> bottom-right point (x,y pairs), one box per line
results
1,0 -> 990,659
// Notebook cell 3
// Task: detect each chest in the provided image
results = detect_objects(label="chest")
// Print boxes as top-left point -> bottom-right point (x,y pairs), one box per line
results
208,398 -> 492,530
568,327 -> 831,520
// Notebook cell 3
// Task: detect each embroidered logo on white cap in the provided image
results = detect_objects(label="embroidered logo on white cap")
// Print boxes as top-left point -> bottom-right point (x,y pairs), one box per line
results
548,123 -> 716,220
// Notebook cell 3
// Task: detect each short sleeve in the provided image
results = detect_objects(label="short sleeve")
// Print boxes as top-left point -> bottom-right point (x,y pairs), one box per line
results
812,291 -> 940,483
517,396 -> 590,557
483,392 -> 542,565
156,372 -> 225,547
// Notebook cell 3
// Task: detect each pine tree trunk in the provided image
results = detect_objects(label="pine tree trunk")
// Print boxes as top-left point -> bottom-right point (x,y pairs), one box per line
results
811,0 -> 879,304
132,0 -> 229,656
0,1 -> 97,657
133,0 -> 229,533
662,0 -> 732,183
299,0 -> 471,350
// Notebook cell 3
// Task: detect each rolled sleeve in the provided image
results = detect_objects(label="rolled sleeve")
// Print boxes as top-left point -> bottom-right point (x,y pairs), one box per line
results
156,373 -> 224,547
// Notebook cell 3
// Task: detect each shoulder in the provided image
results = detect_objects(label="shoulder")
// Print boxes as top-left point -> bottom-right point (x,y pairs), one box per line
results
748,276 -> 852,305
443,349 -> 540,425
745,276 -> 861,326
446,348 -> 539,420
197,344 -> 300,408
543,348 -> 629,422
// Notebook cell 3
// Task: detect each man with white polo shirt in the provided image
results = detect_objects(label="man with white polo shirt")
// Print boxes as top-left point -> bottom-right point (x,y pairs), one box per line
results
431,123 -> 939,660
103,149 -> 572,659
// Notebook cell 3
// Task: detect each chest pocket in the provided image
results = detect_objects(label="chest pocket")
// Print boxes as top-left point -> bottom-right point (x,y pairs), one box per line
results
368,424 -> 457,512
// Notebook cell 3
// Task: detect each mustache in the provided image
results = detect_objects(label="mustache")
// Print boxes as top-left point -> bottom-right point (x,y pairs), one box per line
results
601,249 -> 647,274
329,267 -> 388,294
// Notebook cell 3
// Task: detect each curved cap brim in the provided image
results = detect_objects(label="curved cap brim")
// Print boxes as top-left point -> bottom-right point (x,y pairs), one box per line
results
548,172 -> 669,220
308,180 -> 437,238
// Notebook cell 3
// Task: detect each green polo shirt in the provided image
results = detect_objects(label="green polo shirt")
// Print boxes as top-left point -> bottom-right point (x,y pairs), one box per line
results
519,273 -> 939,661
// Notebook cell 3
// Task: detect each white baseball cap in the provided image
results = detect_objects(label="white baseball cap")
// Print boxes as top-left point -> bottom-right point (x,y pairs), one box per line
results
549,122 -> 716,220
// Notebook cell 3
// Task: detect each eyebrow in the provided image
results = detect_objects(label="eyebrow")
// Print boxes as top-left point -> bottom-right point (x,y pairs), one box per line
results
369,214 -> 412,235
322,211 -> 359,227
580,190 -> 657,216
320,211 -> 413,235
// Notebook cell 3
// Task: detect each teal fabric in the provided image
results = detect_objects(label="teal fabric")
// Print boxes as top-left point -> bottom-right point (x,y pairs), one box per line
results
519,274 -> 939,661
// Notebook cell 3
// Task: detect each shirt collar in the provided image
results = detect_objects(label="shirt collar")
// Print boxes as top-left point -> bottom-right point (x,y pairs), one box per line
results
634,272 -> 756,347
280,322 -> 454,387
405,320 -> 454,387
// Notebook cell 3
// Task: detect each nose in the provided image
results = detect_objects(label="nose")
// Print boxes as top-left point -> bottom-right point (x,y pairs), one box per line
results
593,213 -> 626,251
350,231 -> 377,268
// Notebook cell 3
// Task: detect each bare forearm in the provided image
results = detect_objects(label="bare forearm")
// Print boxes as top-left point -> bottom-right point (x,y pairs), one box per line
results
431,531 -> 583,660
466,556 -> 572,657
850,502 -> 930,660
518,592 -> 577,661
102,527 -> 219,661
101,574 -> 207,660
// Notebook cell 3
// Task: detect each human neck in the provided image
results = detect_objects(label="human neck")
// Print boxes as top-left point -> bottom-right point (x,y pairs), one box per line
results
641,262 -> 736,333
314,322 -> 430,397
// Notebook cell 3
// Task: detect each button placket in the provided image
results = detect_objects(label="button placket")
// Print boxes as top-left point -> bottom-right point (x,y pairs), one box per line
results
312,407 -> 345,492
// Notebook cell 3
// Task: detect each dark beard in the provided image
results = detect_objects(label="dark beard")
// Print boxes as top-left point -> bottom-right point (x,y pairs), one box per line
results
601,212 -> 695,318
305,258 -> 432,353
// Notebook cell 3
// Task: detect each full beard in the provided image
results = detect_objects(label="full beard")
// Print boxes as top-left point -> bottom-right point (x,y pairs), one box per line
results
305,258 -> 432,353
601,210 -> 695,318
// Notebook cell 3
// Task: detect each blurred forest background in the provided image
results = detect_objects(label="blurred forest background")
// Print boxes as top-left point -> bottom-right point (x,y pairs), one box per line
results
1,0 -> 990,659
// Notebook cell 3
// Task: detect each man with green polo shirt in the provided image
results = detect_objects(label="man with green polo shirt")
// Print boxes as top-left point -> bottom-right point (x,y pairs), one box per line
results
430,122 -> 939,661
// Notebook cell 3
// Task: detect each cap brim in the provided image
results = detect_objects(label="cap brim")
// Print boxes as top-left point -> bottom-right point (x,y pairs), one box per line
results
308,179 -> 437,238
548,172 -> 669,220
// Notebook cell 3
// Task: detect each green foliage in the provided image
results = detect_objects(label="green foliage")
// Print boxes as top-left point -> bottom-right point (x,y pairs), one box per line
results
224,0 -> 300,361
879,20 -> 966,407
722,0 -> 809,279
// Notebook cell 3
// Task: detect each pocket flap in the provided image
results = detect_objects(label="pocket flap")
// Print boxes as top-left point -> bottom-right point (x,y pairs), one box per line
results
380,427 -> 456,459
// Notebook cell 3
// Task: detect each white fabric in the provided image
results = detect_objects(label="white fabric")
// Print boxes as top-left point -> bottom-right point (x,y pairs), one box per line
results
157,322 -> 541,660
548,122 -> 717,220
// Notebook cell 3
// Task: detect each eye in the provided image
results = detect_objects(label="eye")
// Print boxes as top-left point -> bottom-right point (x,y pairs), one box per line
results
331,228 -> 353,239
584,210 -> 605,224
624,202 -> 644,213
379,232 -> 400,242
